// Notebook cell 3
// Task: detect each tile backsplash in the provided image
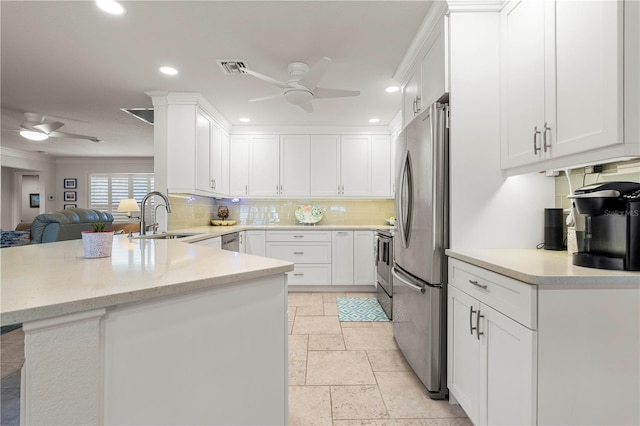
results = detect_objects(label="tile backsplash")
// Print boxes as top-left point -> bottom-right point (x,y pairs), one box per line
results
167,195 -> 395,229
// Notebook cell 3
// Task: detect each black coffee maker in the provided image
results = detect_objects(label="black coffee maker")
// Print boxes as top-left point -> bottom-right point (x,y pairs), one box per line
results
569,181 -> 640,271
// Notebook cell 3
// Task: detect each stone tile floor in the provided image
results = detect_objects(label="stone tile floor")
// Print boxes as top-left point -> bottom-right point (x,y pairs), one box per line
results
288,291 -> 471,426
0,291 -> 472,426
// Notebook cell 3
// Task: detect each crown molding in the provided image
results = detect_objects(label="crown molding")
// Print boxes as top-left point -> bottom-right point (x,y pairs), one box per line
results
145,91 -> 232,131
229,125 -> 392,135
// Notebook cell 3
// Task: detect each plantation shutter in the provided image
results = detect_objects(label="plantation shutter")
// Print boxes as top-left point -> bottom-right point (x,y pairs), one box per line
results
89,173 -> 154,222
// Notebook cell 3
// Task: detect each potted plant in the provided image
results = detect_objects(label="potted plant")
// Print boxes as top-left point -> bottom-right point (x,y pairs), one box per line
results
81,222 -> 114,258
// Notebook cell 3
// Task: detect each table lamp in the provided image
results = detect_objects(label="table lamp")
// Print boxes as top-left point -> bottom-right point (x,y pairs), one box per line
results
117,198 -> 140,219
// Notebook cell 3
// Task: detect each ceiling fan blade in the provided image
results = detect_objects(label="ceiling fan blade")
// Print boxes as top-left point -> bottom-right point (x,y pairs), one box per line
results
49,131 -> 102,143
33,121 -> 64,134
299,102 -> 314,113
242,68 -> 289,89
248,93 -> 285,103
298,57 -> 331,90
313,87 -> 360,99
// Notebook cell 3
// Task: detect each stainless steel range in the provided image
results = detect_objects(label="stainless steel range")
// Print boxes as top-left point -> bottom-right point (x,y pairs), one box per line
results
375,229 -> 393,319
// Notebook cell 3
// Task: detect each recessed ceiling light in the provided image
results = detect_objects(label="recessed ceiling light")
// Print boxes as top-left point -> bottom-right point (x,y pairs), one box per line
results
96,0 -> 125,15
239,117 -> 251,123
369,118 -> 380,123
20,130 -> 48,141
159,66 -> 178,76
385,86 -> 400,93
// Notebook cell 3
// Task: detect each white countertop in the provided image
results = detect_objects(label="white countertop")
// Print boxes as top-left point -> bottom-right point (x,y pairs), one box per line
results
0,235 -> 293,326
446,248 -> 640,286
163,224 -> 394,243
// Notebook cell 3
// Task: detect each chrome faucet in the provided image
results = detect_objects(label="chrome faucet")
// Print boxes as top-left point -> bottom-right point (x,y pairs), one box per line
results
140,191 -> 172,235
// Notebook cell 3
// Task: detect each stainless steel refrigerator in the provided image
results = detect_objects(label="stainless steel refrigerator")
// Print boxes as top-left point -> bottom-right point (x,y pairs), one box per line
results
392,100 -> 449,400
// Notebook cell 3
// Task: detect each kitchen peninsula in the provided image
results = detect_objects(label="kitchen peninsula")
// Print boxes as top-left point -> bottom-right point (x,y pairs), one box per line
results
0,236 -> 293,425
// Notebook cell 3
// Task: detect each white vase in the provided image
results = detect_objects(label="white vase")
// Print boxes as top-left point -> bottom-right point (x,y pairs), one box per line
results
81,231 -> 114,258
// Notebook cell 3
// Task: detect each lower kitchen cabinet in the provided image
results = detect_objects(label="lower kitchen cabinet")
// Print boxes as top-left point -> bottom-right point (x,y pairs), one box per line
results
244,230 -> 266,256
353,230 -> 375,285
191,236 -> 222,249
448,256 -> 639,425
448,285 -> 536,425
332,231 -> 354,285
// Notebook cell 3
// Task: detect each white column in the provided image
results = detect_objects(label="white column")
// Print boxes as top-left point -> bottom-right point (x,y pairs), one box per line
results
21,309 -> 106,426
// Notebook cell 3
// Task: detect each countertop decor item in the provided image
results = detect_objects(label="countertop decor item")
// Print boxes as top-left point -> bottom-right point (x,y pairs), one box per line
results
217,206 -> 229,220
211,220 -> 237,226
81,222 -> 114,258
294,205 -> 323,224
385,217 -> 395,226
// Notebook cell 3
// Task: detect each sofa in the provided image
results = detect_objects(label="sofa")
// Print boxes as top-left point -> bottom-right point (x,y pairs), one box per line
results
31,208 -> 114,243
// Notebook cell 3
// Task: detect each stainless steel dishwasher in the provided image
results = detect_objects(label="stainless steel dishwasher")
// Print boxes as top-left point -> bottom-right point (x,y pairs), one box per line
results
222,232 -> 240,252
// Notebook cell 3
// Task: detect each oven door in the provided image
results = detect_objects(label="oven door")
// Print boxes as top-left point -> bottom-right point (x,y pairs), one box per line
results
376,235 -> 392,295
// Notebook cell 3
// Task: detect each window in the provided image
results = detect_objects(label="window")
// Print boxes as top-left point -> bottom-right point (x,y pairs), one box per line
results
89,174 -> 154,222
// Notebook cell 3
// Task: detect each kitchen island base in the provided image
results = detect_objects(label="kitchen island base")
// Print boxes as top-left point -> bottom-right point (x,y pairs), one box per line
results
20,275 -> 287,425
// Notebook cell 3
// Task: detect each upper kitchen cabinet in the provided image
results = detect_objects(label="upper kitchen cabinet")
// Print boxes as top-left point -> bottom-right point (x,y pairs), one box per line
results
401,3 -> 449,129
501,0 -> 638,173
310,135 -> 340,197
230,134 -> 310,197
152,92 -> 230,197
340,135 -> 371,196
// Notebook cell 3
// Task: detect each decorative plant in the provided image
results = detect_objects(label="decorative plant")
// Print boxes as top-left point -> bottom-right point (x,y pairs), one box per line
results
91,222 -> 108,232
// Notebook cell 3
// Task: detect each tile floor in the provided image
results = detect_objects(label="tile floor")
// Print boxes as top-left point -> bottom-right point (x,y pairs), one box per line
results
0,292 -> 472,426
288,291 -> 471,426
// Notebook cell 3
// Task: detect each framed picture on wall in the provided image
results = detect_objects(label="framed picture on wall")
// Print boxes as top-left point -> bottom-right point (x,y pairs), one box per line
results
63,178 -> 77,189
64,191 -> 77,202
29,193 -> 40,208
63,204 -> 77,209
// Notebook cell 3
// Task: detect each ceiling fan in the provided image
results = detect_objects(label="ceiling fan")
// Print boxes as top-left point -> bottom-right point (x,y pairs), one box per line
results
16,112 -> 102,143
242,57 -> 360,112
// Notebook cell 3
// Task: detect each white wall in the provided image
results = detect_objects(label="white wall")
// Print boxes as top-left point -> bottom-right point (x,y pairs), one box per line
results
54,157 -> 153,210
448,10 -> 555,249
1,148 -> 56,229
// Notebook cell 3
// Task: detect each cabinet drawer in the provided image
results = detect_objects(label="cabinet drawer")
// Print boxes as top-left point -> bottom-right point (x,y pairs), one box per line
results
265,230 -> 332,242
287,264 -> 332,285
448,258 -> 537,329
266,242 -> 331,263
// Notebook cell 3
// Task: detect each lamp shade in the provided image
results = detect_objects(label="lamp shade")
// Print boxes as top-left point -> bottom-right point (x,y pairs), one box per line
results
117,198 -> 140,215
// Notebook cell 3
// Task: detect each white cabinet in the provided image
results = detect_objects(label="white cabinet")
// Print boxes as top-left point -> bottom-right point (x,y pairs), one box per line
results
332,231 -> 354,285
249,135 -> 280,197
280,135 -> 310,197
229,135 -> 249,196
244,230 -> 266,256
340,136 -> 371,196
402,11 -> 449,128
448,259 -> 536,426
166,103 -> 228,197
501,0 -> 627,172
310,135 -> 340,197
353,230 -> 374,285
370,136 -> 392,197
266,231 -> 332,286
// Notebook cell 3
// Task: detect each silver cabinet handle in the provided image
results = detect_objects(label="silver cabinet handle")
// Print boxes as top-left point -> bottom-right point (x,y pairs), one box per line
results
293,235 -> 304,238
477,309 -> 484,340
413,98 -> 417,115
293,273 -> 304,276
469,306 -> 477,335
245,184 -> 248,195
543,122 -> 551,152
533,126 -> 541,155
469,279 -> 488,290
293,251 -> 304,255
415,96 -> 421,114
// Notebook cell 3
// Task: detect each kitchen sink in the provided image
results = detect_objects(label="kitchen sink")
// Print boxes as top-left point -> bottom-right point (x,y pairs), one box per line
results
134,232 -> 202,240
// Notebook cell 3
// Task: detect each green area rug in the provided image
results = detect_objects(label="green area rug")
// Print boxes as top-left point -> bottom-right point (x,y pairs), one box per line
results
336,297 -> 389,322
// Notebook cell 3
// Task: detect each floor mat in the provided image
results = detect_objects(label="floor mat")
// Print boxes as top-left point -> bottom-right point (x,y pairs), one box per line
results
336,297 -> 389,322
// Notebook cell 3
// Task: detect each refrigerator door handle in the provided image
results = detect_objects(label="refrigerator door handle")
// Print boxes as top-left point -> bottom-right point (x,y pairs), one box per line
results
397,150 -> 413,249
392,267 -> 425,294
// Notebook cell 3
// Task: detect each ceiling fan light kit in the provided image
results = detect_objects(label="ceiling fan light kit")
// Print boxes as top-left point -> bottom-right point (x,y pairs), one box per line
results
19,129 -> 48,141
17,112 -> 103,143
241,57 -> 360,112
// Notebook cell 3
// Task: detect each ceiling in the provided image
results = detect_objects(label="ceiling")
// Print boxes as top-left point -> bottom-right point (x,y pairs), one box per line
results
0,1 -> 432,158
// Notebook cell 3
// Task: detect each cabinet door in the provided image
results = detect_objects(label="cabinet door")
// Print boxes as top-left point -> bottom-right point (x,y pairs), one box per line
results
249,135 -> 280,197
371,135 -> 392,197
229,135 -> 249,196
310,135 -> 340,197
481,304 -> 536,426
195,110 -> 212,193
447,286 -> 480,425
353,231 -> 374,286
331,231 -> 354,285
548,0 -> 623,157
280,135 -> 310,197
403,68 -> 422,127
340,136 -> 370,196
244,230 -> 266,257
209,124 -> 223,195
192,236 -> 221,249
420,16 -> 448,108
500,0 -> 546,168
